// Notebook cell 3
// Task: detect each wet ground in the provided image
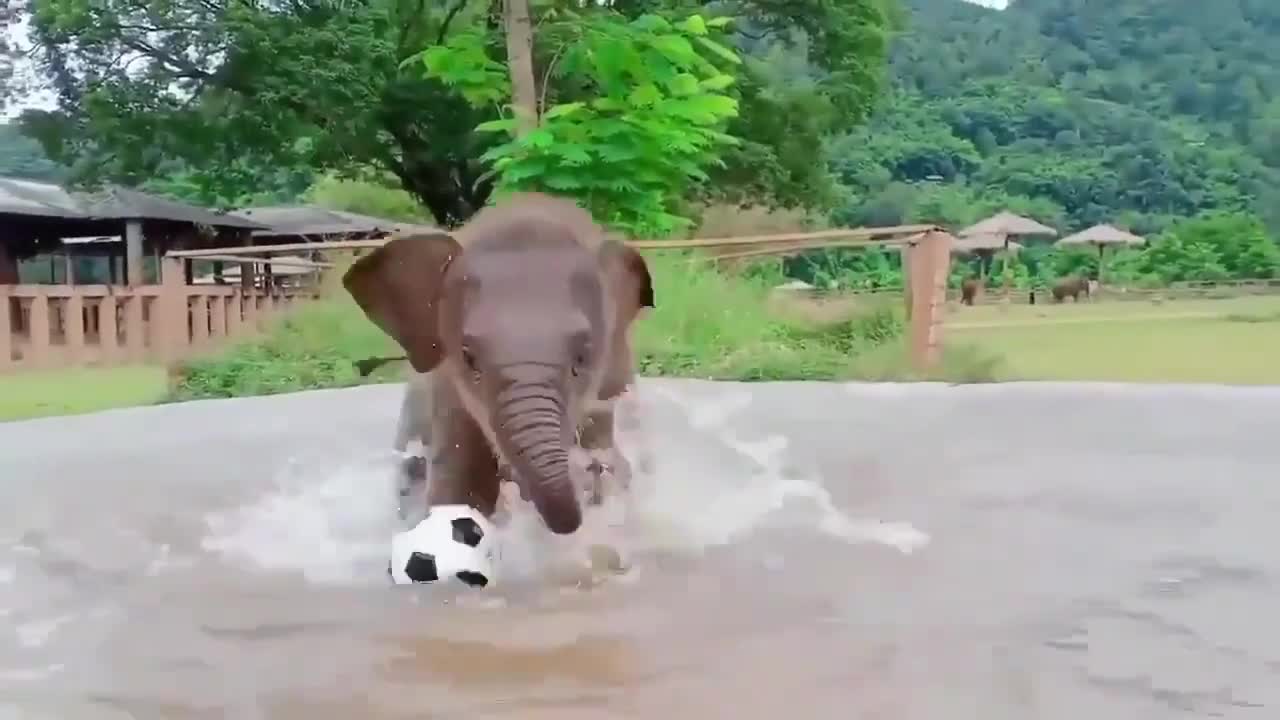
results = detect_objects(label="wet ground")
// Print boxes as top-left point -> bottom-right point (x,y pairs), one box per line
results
2,378 -> 1279,719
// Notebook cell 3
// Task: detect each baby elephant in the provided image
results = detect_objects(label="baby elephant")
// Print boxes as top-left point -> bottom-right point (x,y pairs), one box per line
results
344,192 -> 654,535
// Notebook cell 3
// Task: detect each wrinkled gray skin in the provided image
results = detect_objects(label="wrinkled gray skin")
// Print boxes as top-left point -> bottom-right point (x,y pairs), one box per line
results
344,193 -> 654,535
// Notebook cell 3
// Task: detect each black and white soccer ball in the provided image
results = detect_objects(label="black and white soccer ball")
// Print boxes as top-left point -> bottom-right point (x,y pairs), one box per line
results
388,504 -> 499,587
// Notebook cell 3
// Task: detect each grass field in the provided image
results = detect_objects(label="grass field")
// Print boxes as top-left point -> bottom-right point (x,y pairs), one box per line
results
948,295 -> 1280,384
3,293 -> 1279,423
0,365 -> 169,422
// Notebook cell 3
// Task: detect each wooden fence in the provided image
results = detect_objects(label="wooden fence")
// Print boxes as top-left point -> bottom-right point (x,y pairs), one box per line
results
2,225 -> 956,373
1,257 -> 317,372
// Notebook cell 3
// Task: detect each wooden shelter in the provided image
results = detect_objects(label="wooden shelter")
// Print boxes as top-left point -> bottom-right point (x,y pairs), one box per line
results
1,177 -> 268,286
959,211 -> 1058,295
229,205 -> 440,243
1057,223 -> 1145,280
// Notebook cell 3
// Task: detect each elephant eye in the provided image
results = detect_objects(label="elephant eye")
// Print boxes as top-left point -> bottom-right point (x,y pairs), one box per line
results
571,346 -> 590,377
461,346 -> 480,379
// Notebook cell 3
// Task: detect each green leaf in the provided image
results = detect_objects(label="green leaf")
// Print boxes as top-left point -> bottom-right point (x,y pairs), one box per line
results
677,15 -> 708,36
592,97 -> 627,113
699,74 -> 736,91
705,16 -> 732,29
553,143 -> 593,165
544,172 -> 586,189
524,129 -> 556,148
630,14 -> 672,33
475,118 -> 517,133
695,37 -> 741,65
669,73 -> 700,96
652,35 -> 698,65
543,102 -> 586,120
627,83 -> 663,107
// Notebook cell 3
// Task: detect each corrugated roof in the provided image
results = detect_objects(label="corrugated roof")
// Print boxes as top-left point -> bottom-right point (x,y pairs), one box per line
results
0,177 -> 86,218
230,205 -> 442,238
0,176 -> 268,229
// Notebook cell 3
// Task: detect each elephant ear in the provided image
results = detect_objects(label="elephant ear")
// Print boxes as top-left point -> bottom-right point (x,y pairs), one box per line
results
342,232 -> 462,373
597,238 -> 654,400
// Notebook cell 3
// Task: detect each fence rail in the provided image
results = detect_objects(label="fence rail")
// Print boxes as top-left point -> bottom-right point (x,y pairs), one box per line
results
6,225 -> 956,373
2,258 -> 317,372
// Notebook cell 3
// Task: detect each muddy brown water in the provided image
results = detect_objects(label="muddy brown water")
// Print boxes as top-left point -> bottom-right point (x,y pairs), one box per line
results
2,378 -> 1280,719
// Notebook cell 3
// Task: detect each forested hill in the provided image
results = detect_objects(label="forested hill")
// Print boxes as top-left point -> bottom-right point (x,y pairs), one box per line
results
830,0 -> 1280,234
4,0 -> 1278,239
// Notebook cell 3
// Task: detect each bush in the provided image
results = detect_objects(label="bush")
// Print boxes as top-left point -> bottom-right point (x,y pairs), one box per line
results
168,298 -> 403,401
168,251 -> 959,400
633,253 -> 908,380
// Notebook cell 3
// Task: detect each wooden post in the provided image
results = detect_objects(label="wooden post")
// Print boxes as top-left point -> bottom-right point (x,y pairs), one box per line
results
27,289 -> 52,368
240,231 -> 257,293
65,291 -> 85,363
227,291 -> 243,338
0,242 -> 18,284
191,295 -> 209,346
158,256 -> 190,361
99,294 -> 119,363
0,288 -> 11,370
901,242 -> 913,321
211,293 -> 229,338
124,295 -> 145,360
125,220 -> 144,287
908,230 -> 951,371
262,287 -> 277,327
244,285 -> 259,330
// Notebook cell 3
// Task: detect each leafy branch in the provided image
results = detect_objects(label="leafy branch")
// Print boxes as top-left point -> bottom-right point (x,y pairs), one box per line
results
415,11 -> 744,238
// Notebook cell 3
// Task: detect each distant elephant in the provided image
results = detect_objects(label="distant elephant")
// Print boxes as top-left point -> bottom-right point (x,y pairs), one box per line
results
1051,275 -> 1092,303
343,192 -> 655,535
960,277 -> 982,306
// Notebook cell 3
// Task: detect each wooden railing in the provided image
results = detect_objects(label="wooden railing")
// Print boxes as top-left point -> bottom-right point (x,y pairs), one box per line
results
3,225 -> 956,373
1,257 -> 317,372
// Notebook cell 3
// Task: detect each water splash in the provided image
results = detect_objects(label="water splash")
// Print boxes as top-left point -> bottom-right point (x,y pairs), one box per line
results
199,383 -> 929,588
201,453 -> 404,586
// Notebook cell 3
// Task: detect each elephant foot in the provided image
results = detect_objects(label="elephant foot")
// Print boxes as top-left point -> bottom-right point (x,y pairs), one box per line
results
397,455 -> 429,526
575,446 -> 633,506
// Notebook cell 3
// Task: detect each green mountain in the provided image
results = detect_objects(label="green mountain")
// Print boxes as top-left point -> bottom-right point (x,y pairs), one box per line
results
829,0 -> 1280,234
0,123 -> 65,182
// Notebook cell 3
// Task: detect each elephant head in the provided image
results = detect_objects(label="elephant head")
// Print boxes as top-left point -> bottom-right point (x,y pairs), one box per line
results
342,193 -> 654,535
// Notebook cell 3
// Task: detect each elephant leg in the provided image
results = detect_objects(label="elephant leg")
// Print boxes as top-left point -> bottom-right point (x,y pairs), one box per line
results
424,390 -> 502,520
578,402 -> 635,504
393,374 -> 434,526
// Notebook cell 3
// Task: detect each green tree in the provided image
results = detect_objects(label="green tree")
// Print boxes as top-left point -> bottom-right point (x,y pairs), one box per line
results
0,122 -> 65,181
4,0 -> 895,225
419,12 -> 743,236
823,0 -> 1280,238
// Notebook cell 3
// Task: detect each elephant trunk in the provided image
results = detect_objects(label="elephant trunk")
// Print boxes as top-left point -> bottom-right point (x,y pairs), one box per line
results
494,366 -> 582,535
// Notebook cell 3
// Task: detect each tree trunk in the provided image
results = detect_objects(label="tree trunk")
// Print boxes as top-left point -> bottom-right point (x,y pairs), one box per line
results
503,0 -> 539,137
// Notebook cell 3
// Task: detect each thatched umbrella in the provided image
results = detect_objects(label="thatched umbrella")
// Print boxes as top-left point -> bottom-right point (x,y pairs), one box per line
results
951,232 -> 1023,276
959,212 -> 1058,297
960,211 -> 1058,239
1056,223 -> 1145,281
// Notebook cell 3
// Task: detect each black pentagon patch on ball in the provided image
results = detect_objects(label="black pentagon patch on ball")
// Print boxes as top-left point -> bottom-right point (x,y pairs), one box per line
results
451,517 -> 484,547
454,570 -> 489,588
404,551 -> 440,583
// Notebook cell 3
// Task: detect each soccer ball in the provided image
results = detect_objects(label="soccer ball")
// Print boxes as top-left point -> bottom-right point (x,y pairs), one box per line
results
388,504 -> 499,587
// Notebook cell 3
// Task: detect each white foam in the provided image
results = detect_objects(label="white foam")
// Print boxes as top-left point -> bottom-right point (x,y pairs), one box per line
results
200,382 -> 930,587
201,453 -> 403,585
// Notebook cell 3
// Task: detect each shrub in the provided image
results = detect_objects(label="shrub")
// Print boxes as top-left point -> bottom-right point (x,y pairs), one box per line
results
168,250 -> 941,399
